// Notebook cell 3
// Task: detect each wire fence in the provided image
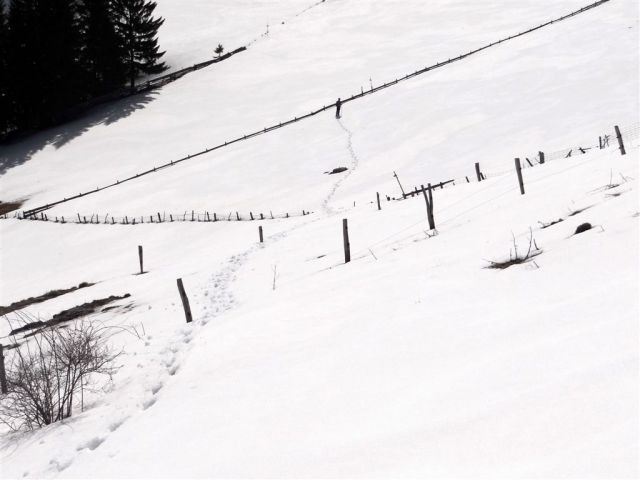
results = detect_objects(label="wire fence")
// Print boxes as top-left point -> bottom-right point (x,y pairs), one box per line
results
19,0 -> 613,219
351,132 -> 639,260
5,208 -> 313,225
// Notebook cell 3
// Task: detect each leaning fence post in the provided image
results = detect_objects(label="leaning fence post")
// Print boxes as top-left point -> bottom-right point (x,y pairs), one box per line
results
138,245 -> 144,274
0,344 -> 7,394
515,158 -> 525,195
176,279 -> 193,323
475,162 -> 482,182
342,218 -> 351,263
259,226 -> 264,243
614,125 -> 626,155
376,192 -> 381,211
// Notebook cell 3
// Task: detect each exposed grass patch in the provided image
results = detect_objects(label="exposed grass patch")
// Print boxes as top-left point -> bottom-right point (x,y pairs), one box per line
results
9,294 -> 130,337
568,206 -> 591,217
0,282 -> 94,316
538,218 -> 564,229
0,200 -> 24,216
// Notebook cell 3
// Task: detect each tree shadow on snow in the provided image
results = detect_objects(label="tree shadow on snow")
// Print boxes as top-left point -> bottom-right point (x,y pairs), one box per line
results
0,91 -> 157,176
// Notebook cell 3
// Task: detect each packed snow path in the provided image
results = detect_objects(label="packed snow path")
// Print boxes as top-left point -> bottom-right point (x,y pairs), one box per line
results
321,118 -> 360,215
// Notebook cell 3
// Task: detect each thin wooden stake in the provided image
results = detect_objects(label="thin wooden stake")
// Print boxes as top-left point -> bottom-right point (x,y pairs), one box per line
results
138,245 -> 144,274
515,158 -> 525,195
475,162 -> 482,182
614,125 -> 626,155
343,218 -> 351,263
259,226 -> 264,243
158,212 -> 162,222
0,344 -> 7,394
376,192 -> 381,211
539,151 -> 545,164
176,279 -> 193,324
393,171 -> 406,198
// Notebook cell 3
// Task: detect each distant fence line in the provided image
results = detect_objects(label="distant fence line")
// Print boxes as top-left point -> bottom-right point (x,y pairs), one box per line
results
9,120 -> 638,227
21,0 -> 611,219
396,122 -> 639,200
7,208 -> 314,226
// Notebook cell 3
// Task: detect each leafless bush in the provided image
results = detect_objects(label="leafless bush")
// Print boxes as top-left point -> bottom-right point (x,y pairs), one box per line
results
0,317 -> 120,431
485,228 -> 542,270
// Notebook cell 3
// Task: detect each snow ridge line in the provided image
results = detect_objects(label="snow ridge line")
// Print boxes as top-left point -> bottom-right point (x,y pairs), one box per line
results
321,119 -> 360,215
21,0 -> 611,219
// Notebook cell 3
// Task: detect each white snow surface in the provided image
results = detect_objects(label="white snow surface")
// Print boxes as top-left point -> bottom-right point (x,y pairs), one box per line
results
0,0 -> 638,478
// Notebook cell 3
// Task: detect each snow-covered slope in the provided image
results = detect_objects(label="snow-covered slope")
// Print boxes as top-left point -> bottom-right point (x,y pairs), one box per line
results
0,0 -> 638,478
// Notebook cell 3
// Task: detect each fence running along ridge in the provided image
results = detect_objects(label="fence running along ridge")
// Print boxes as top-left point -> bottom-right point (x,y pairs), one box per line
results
395,122 -> 639,200
7,209 -> 314,226
21,0 -> 612,219
10,120 -> 638,227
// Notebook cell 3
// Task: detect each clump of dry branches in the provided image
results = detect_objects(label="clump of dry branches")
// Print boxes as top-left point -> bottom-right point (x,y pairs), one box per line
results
0,317 -> 121,431
485,228 -> 542,270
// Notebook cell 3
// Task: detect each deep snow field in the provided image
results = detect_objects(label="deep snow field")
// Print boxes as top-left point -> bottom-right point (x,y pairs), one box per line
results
0,0 -> 638,478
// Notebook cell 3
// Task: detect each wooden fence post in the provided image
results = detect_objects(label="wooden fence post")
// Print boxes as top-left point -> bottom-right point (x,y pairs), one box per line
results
376,192 -> 381,211
259,226 -> 264,243
475,162 -> 482,182
515,158 -> 525,195
393,171 -> 406,198
422,184 -> 435,230
138,245 -> 144,274
539,151 -> 545,164
0,344 -> 7,394
614,125 -> 626,155
176,279 -> 193,323
343,218 -> 351,263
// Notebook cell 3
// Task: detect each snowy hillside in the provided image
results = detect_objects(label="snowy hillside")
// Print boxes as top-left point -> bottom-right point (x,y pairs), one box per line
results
0,0 -> 638,478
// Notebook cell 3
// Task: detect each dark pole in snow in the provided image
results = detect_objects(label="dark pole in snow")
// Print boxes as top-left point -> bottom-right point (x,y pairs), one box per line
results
177,279 -> 193,323
515,158 -> 525,195
614,125 -> 626,156
393,171 -> 406,198
138,245 -> 144,274
0,344 -> 7,394
343,219 -> 351,263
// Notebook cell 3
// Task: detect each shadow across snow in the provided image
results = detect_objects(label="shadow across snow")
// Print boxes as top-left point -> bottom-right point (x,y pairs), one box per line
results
0,91 -> 157,176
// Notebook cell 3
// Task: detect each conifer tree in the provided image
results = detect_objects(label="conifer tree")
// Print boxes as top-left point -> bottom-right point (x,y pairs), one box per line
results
0,0 -> 10,134
36,0 -> 84,123
112,0 -> 167,90
7,0 -> 83,129
7,0 -> 39,128
79,0 -> 127,95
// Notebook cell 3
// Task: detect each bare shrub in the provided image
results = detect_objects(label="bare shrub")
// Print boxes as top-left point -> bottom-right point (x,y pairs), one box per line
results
485,228 -> 542,270
0,317 -> 120,431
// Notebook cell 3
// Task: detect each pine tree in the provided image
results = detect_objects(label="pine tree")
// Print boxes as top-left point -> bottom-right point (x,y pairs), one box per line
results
78,0 -> 127,96
7,0 -> 39,129
0,0 -> 10,134
112,0 -> 167,90
36,0 -> 85,123
7,0 -> 83,129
